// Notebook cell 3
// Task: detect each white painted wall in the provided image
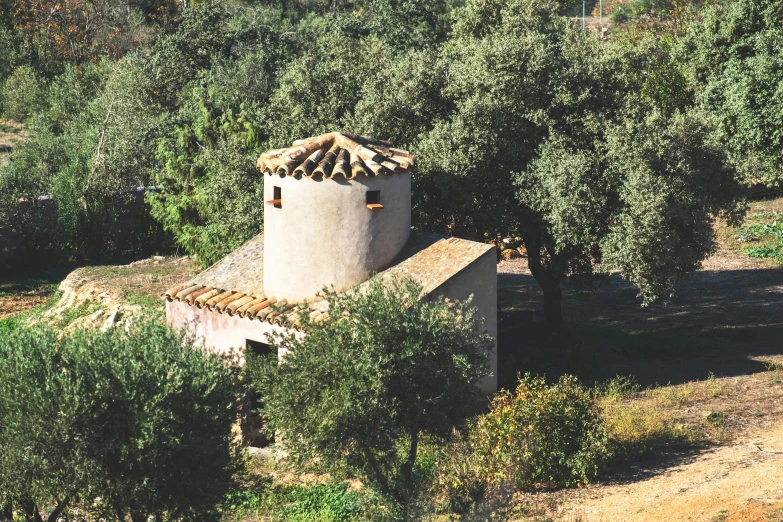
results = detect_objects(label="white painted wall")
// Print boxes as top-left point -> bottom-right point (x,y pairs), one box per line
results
430,249 -> 498,395
263,172 -> 411,303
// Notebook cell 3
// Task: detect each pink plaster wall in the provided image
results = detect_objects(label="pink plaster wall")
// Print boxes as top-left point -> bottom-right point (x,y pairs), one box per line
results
166,299 -> 290,357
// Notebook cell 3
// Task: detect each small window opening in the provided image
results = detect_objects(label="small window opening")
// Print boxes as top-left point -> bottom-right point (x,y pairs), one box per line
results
267,186 -> 282,208
366,190 -> 383,210
246,339 -> 274,357
244,339 -> 276,447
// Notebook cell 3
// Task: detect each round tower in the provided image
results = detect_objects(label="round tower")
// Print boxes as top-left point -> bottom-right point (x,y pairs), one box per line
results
258,133 -> 414,304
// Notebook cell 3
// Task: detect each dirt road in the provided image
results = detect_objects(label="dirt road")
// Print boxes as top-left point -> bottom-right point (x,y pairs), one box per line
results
557,422 -> 783,522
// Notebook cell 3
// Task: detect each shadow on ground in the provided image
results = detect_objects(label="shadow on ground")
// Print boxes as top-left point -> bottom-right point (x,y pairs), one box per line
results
497,267 -> 783,390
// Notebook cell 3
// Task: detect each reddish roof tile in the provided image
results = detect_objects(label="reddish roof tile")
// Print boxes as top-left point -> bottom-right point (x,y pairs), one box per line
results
257,132 -> 415,180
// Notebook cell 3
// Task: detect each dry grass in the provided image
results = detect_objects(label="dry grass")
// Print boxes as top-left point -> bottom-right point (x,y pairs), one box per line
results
597,373 -> 750,450
76,257 -> 200,305
0,118 -> 25,151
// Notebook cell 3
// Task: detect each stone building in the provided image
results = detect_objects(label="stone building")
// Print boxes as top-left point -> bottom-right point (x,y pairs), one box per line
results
165,132 -> 498,393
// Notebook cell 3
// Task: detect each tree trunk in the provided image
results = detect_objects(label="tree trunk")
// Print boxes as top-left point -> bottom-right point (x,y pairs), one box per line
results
402,419 -> 419,482
21,498 -> 42,522
542,283 -> 563,325
47,498 -> 70,522
524,234 -> 564,325
1,502 -> 13,521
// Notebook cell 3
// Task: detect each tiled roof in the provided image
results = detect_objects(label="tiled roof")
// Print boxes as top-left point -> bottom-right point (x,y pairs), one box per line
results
257,132 -> 415,180
165,231 -> 494,330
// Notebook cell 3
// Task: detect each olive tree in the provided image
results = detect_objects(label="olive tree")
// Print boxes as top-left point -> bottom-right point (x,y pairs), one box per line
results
416,0 -> 744,323
0,320 -> 241,522
679,0 -> 783,187
251,277 -> 493,497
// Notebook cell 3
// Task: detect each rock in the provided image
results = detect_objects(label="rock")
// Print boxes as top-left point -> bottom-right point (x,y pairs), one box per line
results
501,248 -> 521,261
247,446 -> 279,461
90,309 -> 105,322
101,306 -> 121,332
153,255 -> 165,261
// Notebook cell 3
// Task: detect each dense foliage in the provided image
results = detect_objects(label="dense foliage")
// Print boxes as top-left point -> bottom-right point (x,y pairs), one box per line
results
0,320 -> 241,521
473,374 -> 610,490
0,0 -> 767,314
249,277 -> 493,497
415,0 -> 744,321
679,0 -> 783,187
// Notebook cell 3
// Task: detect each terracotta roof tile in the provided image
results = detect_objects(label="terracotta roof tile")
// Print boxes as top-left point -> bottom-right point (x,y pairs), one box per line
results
165,231 -> 494,330
257,132 -> 415,180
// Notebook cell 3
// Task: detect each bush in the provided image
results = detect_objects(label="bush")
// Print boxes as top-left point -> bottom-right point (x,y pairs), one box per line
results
1,65 -> 43,121
0,320 -> 242,521
435,432 -> 493,514
471,374 -> 610,491
221,479 -> 373,522
274,481 -> 365,521
250,277 -> 493,499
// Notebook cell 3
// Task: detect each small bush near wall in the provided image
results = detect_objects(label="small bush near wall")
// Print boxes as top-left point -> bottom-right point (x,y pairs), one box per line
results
472,374 -> 610,491
436,374 -> 611,512
0,320 -> 242,522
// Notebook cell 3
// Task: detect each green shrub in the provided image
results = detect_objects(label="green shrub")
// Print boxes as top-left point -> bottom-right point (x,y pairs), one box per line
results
0,320 -> 242,521
221,479 -> 370,522
745,243 -> 783,263
1,65 -> 43,121
471,374 -> 610,491
250,277 -> 493,499
274,481 -> 365,521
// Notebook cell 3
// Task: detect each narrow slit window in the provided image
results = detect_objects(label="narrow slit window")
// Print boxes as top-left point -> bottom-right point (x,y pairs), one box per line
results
366,190 -> 383,210
267,186 -> 282,208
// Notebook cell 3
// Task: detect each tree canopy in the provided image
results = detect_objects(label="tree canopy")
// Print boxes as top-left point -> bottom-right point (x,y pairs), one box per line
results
0,0 -> 760,318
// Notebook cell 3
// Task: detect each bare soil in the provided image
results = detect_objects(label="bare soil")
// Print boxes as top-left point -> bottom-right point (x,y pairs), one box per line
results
0,268 -> 70,320
556,422 -> 783,522
0,257 -> 199,329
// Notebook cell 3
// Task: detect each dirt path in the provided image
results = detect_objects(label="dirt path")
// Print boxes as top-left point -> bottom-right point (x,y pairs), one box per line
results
556,422 -> 783,522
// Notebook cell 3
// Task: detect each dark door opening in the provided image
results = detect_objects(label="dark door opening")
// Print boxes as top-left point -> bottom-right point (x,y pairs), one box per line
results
244,339 -> 277,447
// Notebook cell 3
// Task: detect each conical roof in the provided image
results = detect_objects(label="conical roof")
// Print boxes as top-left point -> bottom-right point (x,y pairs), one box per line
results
257,132 -> 415,180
